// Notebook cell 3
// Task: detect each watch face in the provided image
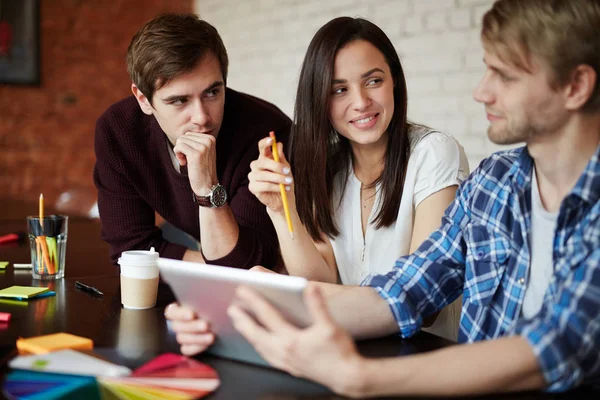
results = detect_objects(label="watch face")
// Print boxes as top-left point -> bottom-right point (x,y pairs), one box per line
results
211,185 -> 228,207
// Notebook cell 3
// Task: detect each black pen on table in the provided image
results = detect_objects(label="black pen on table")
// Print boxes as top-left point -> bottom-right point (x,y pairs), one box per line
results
75,281 -> 104,297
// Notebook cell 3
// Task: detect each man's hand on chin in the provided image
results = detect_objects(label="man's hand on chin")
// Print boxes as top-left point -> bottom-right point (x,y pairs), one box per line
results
173,132 -> 218,195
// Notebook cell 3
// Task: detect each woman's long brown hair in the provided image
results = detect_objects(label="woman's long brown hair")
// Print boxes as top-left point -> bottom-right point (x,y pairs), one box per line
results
290,17 -> 415,241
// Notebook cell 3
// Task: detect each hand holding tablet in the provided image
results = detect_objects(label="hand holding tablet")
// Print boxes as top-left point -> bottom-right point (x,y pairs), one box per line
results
158,258 -> 309,367
164,303 -> 215,356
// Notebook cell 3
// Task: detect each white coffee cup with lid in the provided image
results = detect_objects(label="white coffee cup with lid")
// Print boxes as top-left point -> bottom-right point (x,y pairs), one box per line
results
118,247 -> 160,310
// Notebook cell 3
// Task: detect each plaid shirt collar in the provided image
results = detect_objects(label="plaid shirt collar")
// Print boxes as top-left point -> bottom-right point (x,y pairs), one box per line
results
570,142 -> 600,204
506,143 -> 600,206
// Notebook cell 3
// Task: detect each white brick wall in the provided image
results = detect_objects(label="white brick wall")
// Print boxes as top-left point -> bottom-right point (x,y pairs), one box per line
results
195,0 -> 507,170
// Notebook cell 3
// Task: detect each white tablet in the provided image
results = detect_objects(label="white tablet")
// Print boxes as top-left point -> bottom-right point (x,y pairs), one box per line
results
157,257 -> 310,368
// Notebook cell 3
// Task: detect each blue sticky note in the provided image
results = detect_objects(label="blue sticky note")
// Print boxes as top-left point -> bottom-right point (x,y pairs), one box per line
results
8,291 -> 56,301
31,291 -> 56,300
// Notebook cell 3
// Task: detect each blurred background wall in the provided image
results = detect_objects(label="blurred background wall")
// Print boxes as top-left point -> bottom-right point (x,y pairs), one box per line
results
195,0 -> 501,170
0,0 -> 191,209
1,0 -> 505,213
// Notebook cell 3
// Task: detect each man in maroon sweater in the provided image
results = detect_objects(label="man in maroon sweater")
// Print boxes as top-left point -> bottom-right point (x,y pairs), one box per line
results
93,14 -> 291,269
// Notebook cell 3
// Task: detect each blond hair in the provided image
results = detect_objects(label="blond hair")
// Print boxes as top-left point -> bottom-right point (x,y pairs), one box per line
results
482,0 -> 600,111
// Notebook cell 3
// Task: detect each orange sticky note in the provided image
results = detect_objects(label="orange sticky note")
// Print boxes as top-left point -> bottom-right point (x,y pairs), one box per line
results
16,332 -> 93,355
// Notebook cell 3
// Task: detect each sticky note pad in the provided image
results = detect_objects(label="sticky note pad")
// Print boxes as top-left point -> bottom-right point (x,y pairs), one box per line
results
0,286 -> 50,299
16,333 -> 94,355
0,292 -> 55,305
0,262 -> 8,269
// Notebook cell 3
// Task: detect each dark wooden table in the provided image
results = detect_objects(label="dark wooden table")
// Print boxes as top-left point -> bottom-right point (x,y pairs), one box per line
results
0,199 -> 596,399
0,197 -> 115,277
0,219 -> 115,278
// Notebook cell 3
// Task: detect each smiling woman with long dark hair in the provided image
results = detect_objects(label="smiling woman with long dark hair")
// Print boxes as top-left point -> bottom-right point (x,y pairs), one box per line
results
247,17 -> 469,341
292,17 -> 414,238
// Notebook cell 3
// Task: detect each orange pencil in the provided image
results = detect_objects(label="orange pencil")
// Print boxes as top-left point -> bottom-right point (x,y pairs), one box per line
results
269,131 -> 294,239
37,193 -> 55,274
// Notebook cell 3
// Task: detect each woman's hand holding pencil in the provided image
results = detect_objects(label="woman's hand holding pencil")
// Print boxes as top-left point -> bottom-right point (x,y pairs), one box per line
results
248,133 -> 295,239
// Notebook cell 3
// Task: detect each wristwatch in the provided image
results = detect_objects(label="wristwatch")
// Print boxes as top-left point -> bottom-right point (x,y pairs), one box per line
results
193,184 -> 228,208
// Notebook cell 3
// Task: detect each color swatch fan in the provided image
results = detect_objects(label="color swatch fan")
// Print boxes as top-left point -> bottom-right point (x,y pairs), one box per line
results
100,353 -> 220,399
3,352 -> 220,399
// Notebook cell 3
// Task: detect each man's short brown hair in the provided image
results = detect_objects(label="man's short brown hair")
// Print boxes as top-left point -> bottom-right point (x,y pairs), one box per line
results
126,13 -> 229,103
482,0 -> 600,112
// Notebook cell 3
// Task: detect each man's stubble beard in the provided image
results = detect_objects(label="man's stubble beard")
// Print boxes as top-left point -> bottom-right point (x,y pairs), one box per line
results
487,119 -> 536,146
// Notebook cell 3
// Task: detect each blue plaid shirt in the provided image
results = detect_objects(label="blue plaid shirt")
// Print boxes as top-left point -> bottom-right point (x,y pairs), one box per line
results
363,145 -> 600,392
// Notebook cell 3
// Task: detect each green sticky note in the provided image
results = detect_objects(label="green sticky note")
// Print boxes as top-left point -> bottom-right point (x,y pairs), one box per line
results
0,286 -> 50,299
0,262 -> 8,269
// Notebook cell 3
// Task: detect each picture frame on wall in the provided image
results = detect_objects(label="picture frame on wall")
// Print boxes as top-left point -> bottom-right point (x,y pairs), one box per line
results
0,0 -> 40,85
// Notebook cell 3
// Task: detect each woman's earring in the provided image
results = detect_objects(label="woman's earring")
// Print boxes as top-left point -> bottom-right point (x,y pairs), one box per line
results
329,126 -> 340,145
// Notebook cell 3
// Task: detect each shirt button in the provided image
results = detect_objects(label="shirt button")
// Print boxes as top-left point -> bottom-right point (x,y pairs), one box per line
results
518,277 -> 525,285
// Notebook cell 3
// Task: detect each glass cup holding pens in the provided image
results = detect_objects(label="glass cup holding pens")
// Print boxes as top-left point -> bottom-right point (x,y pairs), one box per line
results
27,215 -> 68,280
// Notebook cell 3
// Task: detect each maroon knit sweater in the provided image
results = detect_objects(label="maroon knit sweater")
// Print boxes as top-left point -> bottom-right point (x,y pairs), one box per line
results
94,88 -> 291,268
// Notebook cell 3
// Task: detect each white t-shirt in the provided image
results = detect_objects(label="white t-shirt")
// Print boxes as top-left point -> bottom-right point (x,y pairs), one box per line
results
521,168 -> 558,319
330,129 -> 470,341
